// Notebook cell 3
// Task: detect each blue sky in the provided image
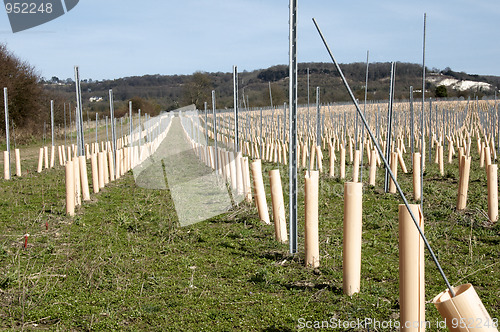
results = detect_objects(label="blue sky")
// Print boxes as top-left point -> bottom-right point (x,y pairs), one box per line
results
0,0 -> 499,81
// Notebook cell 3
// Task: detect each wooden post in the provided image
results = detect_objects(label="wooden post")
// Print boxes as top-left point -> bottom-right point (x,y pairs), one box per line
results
389,151 -> 398,193
329,143 -> 335,177
352,150 -> 360,182
98,152 -> 105,189
37,148 -> 44,173
91,153 -> 99,193
108,150 -> 115,181
65,159 -> 75,216
79,155 -> 91,201
305,170 -> 319,268
487,164 -> 498,222
3,151 -> 9,180
242,157 -> 252,203
369,149 -> 377,186
398,148 -> 408,174
340,146 -> 346,179
251,159 -> 270,224
399,204 -> 425,331
44,146 -> 49,169
15,148 -> 21,177
58,145 -> 63,166
457,156 -> 471,210
269,169 -> 287,243
73,157 -> 81,206
343,182 -> 363,295
438,145 -> 444,176
413,153 -> 421,201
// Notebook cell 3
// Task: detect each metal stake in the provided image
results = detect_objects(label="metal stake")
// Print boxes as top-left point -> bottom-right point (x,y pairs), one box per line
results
360,50 -> 369,182
50,100 -> 55,147
384,62 -> 396,192
420,13 -> 427,211
288,0 -> 298,254
313,17 -> 455,298
212,90 -> 218,175
269,82 -> 273,109
64,103 -> 67,147
95,113 -> 98,144
3,88 -> 10,178
410,86 -> 415,154
74,66 -> 85,156
233,66 -> 239,152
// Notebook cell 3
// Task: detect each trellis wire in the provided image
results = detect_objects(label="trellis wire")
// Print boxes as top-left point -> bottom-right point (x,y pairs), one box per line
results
313,17 -> 456,297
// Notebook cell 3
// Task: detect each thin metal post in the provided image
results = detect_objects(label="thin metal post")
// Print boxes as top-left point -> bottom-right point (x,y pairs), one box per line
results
269,82 -> 273,109
428,98 -> 433,163
74,66 -> 85,156
360,50 -> 369,182
315,86 -> 320,170
283,102 -> 287,143
204,102 -> 208,147
69,103 -> 72,145
50,100 -> 55,147
410,86 -> 415,154
129,101 -> 133,144
95,113 -> 98,144
3,88 -> 10,178
496,91 -> 498,158
343,112 -> 347,146
138,109 -> 141,150
11,120 -> 16,150
64,103 -> 67,147
316,87 -> 321,148
384,62 -> 396,192
288,0 -> 298,254
212,90 -> 218,175
87,109 -> 90,140
307,67 -> 310,115
313,17 -> 455,298
233,65 -> 239,152
259,107 -> 264,160
109,89 -> 116,164
420,13 -> 427,210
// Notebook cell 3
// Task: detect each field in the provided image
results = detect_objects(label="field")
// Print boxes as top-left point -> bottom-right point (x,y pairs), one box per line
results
0,103 -> 499,331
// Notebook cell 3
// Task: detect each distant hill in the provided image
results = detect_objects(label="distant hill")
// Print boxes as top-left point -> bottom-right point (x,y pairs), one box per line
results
43,62 -> 500,116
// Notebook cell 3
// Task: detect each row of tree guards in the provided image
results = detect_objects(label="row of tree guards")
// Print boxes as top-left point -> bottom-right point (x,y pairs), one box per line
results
180,95 -> 497,330
175,12 -> 498,328
64,109 -> 173,215
1,31 -> 496,331
1,63 -> 497,329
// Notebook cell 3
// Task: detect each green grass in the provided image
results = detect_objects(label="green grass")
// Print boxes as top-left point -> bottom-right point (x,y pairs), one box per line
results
0,137 -> 498,331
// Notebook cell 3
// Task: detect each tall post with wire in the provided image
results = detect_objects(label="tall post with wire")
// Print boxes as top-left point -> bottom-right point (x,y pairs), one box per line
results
74,66 -> 85,157
212,90 -> 218,176
109,89 -> 117,165
410,86 -> 414,155
50,100 -> 55,148
233,65 -> 239,152
269,82 -> 273,109
288,0 -> 298,254
3,88 -> 10,179
420,13 -> 427,211
360,50 -> 369,182
312,16 -> 455,298
384,62 -> 396,193
129,101 -> 133,146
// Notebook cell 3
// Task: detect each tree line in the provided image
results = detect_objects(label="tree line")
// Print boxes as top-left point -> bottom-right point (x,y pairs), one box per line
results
1,42 -> 498,143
